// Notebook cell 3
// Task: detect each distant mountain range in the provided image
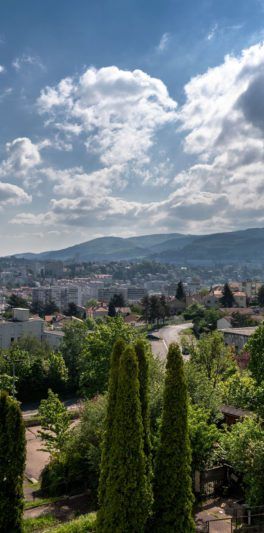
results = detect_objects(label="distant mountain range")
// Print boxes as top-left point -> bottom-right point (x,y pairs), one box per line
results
11,228 -> 264,264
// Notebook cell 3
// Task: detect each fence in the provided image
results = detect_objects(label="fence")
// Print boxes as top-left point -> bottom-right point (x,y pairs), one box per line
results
205,507 -> 264,532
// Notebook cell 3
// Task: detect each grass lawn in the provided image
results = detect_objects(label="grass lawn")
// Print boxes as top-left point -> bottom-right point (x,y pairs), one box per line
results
23,513 -> 96,532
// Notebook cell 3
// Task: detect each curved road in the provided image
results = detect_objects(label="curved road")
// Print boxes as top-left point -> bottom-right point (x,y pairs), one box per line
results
150,323 -> 192,360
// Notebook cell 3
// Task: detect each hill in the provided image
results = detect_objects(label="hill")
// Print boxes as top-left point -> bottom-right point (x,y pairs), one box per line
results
11,228 -> 264,264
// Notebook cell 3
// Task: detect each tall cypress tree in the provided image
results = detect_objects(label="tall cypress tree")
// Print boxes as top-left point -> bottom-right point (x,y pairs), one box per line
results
0,391 -> 25,533
176,281 -> 186,302
97,345 -> 150,533
134,339 -> 153,507
220,282 -> 235,308
152,343 -> 195,533
97,338 -> 126,515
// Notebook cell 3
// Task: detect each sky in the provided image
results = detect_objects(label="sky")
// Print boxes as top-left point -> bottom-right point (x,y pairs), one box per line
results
1,0 -> 264,255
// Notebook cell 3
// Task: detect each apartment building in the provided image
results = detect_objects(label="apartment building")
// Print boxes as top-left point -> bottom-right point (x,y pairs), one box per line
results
32,285 -> 81,311
0,308 -> 43,349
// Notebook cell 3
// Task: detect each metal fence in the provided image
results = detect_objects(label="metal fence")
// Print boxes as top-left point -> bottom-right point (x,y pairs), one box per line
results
206,508 -> 264,533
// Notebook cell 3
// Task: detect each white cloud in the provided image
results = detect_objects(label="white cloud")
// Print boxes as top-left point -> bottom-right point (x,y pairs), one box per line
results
9,43 -> 264,238
156,32 -> 171,52
206,24 -> 218,41
12,54 -> 45,71
0,137 -> 42,179
0,65 -> 5,73
37,66 -> 177,167
0,182 -> 31,207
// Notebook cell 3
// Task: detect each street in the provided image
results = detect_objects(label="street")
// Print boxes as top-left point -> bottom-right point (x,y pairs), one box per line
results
150,323 -> 192,360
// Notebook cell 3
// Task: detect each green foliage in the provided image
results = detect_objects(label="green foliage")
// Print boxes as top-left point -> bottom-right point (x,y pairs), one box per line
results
183,304 -> 222,336
23,514 -> 59,532
175,280 -> 186,301
141,294 -> 170,324
110,293 -> 126,307
0,337 -> 68,401
41,395 -> 107,497
220,282 -> 235,308
231,312 -> 256,327
0,391 -> 25,533
218,417 -> 264,506
78,317 -> 138,397
189,331 -> 236,386
46,513 -> 96,532
246,324 -> 264,384
188,404 -> 219,472
61,321 -> 89,389
97,346 -> 150,532
134,339 -> 153,509
38,389 -> 71,457
107,301 -> 116,317
7,293 -> 29,308
46,351 -> 68,390
98,339 -> 125,509
219,371 -> 256,410
152,343 -> 195,533
185,361 -> 222,421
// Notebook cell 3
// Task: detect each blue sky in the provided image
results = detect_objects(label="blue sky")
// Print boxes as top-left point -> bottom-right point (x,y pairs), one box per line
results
1,0 -> 264,254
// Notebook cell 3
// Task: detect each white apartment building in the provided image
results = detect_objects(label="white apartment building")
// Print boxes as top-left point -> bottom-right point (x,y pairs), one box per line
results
32,286 -> 81,311
0,308 -> 44,349
0,308 -> 64,349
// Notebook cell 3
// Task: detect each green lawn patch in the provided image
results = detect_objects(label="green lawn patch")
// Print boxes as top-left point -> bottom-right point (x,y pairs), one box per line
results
48,513 -> 96,532
23,514 -> 58,532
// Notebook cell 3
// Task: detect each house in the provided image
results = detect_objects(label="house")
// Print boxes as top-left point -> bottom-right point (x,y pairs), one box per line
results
217,316 -> 233,329
221,405 -> 252,426
0,308 -> 64,349
86,305 -> 108,319
220,327 -> 257,353
233,291 -> 247,308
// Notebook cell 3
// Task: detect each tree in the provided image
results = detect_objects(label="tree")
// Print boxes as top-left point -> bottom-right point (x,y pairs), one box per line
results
7,293 -> 29,309
184,361 -> 222,422
149,295 -> 161,324
258,285 -> 264,307
220,282 -> 235,308
111,293 -> 125,307
152,344 -> 195,533
175,281 -> 186,302
78,317 -> 138,397
231,312 -> 255,328
108,300 -> 116,317
47,351 -> 68,391
98,339 -> 126,510
141,295 -> 151,323
188,404 -> 219,473
61,320 -> 88,389
189,331 -> 235,387
38,389 -> 71,457
134,339 -> 153,508
246,324 -> 264,384
218,417 -> 264,506
97,346 -> 150,532
0,391 -> 25,532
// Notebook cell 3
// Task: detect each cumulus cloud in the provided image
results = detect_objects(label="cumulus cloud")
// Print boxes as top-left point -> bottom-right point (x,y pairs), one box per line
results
37,66 -> 177,167
172,41 -> 264,228
0,65 -> 5,73
0,137 -> 42,179
0,182 -> 31,207
8,43 -> 264,237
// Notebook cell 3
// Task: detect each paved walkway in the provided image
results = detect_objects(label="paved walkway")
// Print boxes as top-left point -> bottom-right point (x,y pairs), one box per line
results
150,323 -> 192,360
